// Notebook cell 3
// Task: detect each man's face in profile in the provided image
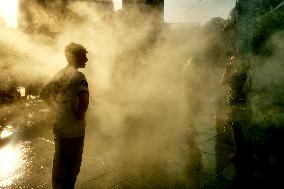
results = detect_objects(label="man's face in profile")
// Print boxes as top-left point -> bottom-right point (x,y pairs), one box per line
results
76,52 -> 88,68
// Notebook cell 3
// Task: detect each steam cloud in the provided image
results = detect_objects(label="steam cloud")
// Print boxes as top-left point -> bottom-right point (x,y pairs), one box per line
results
0,1 -> 235,188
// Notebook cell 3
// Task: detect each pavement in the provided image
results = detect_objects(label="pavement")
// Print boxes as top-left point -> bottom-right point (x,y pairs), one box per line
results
0,98 -> 235,189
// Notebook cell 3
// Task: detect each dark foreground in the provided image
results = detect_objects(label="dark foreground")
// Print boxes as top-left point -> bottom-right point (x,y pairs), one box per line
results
0,97 -> 236,189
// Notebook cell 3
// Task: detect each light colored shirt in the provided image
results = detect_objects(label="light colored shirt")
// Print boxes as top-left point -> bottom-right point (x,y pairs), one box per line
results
43,66 -> 88,138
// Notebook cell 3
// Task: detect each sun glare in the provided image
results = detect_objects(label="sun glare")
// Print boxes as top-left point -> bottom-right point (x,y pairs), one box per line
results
0,126 -> 14,139
0,144 -> 25,187
0,0 -> 18,28
113,0 -> 122,11
0,146 -> 18,174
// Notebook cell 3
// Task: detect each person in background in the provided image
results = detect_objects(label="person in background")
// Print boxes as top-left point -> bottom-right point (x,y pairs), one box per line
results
215,56 -> 236,174
226,56 -> 250,162
40,42 -> 89,189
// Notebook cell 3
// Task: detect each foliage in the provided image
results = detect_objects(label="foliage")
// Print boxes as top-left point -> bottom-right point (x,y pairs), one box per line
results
201,17 -> 235,67
253,6 -> 284,56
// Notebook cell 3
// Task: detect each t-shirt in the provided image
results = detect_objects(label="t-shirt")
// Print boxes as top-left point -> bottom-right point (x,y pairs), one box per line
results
42,66 -> 89,138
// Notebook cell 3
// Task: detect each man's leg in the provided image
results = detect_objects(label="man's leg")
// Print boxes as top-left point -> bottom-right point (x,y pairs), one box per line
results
52,136 -> 65,189
63,137 -> 84,189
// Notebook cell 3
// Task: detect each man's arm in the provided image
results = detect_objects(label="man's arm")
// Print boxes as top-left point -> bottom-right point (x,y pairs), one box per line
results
40,82 -> 53,106
75,91 -> 89,120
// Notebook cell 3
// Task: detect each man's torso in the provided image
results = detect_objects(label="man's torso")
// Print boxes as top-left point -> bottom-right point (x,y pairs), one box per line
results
49,66 -> 89,138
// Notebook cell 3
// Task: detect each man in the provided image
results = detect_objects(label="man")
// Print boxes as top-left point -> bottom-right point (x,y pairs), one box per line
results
215,56 -> 236,173
221,56 -> 250,162
40,42 -> 89,189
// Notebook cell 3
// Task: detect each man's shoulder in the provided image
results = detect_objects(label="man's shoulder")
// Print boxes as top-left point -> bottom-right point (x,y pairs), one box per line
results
76,71 -> 86,77
72,71 -> 87,82
77,71 -> 88,89
53,66 -> 73,78
69,71 -> 88,90
55,67 -> 85,79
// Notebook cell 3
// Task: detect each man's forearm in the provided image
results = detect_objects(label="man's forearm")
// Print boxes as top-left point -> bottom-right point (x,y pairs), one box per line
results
75,92 -> 89,120
76,103 -> 88,119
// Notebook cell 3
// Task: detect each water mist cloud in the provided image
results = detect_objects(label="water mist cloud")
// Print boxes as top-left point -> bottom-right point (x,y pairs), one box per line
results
0,1 -> 227,187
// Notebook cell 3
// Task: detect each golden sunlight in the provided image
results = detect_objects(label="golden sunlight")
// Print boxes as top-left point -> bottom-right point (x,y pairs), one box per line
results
0,0 -> 18,28
0,146 -> 18,174
0,145 -> 24,187
0,125 -> 14,139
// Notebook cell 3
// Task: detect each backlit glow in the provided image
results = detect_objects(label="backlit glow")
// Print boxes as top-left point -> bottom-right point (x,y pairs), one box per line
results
0,126 -> 14,138
113,0 -> 122,11
0,145 -> 24,187
18,87 -> 26,97
0,0 -> 18,28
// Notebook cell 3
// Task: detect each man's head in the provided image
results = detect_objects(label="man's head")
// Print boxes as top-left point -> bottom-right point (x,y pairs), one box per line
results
64,42 -> 88,68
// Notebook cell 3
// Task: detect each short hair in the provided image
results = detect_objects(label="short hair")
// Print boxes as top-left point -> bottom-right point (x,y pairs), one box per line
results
64,42 -> 88,64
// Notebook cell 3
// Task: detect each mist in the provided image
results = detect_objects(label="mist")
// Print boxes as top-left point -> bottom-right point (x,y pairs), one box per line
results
1,0 -> 275,188
248,30 -> 284,142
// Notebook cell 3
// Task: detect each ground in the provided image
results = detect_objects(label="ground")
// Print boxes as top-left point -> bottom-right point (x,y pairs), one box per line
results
0,98 -> 235,189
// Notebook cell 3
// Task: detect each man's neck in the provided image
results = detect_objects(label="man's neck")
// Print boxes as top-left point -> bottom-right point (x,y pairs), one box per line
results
67,64 -> 79,70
